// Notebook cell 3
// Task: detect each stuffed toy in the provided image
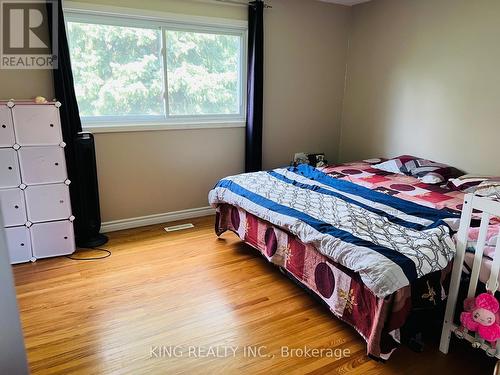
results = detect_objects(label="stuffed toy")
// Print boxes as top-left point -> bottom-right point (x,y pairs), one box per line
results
459,293 -> 500,353
34,96 -> 47,104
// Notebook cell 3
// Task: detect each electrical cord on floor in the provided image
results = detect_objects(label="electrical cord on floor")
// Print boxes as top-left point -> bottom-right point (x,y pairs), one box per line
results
66,247 -> 111,261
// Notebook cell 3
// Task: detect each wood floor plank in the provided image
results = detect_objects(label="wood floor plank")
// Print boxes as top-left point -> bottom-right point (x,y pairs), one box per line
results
12,215 -> 497,374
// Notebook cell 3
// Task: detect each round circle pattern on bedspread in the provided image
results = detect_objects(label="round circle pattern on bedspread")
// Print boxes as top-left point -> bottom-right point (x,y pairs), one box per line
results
231,206 -> 240,230
390,184 -> 416,192
341,169 -> 362,175
264,228 -> 278,257
314,262 -> 335,298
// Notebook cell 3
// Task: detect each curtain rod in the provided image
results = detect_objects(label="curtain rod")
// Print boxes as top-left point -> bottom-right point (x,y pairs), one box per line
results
197,0 -> 272,9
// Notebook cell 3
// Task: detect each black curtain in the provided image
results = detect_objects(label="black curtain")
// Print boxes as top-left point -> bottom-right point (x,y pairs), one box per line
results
245,1 -> 264,172
47,0 -> 88,242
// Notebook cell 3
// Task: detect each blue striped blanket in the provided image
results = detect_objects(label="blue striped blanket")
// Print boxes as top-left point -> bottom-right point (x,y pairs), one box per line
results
208,164 -> 459,297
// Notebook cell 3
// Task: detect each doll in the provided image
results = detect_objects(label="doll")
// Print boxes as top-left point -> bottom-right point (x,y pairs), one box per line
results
459,293 -> 500,355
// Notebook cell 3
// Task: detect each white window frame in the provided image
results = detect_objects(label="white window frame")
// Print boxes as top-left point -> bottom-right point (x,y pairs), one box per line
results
63,2 -> 248,133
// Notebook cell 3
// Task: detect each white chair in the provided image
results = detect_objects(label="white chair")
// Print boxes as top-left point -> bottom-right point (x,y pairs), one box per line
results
440,193 -> 500,360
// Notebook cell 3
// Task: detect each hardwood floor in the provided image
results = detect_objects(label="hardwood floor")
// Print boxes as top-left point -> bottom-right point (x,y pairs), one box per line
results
13,215 -> 496,374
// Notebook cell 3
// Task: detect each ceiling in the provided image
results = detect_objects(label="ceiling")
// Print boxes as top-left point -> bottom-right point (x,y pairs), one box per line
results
319,0 -> 372,6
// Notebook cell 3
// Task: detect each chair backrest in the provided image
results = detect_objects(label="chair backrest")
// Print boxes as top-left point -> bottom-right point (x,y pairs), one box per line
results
456,194 -> 500,296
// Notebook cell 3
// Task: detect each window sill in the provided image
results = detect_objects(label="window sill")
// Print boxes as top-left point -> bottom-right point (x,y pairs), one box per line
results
82,120 -> 246,134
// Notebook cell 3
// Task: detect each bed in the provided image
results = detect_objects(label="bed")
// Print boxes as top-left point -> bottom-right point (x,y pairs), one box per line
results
208,159 -> 492,360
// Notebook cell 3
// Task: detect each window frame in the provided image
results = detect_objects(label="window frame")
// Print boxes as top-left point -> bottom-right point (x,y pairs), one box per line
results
64,2 -> 248,132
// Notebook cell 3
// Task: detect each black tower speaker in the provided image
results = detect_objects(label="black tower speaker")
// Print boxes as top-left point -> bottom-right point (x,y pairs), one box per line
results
73,132 -> 108,247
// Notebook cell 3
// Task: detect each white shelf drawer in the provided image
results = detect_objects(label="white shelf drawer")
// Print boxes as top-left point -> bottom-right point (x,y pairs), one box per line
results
24,184 -> 71,222
5,226 -> 32,264
18,146 -> 67,185
30,220 -> 75,259
0,148 -> 21,188
0,188 -> 27,227
12,105 -> 62,146
0,106 -> 15,147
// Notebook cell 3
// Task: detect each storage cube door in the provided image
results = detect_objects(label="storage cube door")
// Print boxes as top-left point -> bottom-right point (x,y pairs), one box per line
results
24,184 -> 72,223
0,106 -> 15,147
0,149 -> 21,188
5,226 -> 32,264
18,146 -> 67,185
30,220 -> 75,259
0,188 -> 27,227
11,105 -> 63,146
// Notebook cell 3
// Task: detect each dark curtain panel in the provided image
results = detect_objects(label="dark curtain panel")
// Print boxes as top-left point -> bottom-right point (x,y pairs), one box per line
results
47,0 -> 82,138
47,0 -> 89,242
245,0 -> 264,172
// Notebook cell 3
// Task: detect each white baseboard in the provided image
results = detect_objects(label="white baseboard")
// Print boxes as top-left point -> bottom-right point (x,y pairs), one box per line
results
100,206 -> 216,233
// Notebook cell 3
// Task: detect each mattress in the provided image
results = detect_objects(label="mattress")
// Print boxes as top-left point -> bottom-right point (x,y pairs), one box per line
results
209,162 -> 460,297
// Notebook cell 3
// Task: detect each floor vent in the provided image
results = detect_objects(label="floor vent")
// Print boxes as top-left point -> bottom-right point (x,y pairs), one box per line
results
164,223 -> 194,232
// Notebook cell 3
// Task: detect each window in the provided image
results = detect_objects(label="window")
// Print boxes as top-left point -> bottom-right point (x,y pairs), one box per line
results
67,22 -> 164,118
65,11 -> 246,130
166,30 -> 241,116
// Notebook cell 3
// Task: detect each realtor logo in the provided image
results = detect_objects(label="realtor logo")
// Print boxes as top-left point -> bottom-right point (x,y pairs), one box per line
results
1,0 -> 58,69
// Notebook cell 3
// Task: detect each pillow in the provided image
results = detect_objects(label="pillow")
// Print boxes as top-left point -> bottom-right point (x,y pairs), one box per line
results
407,160 -> 463,184
475,178 -> 500,199
447,175 -> 494,193
372,155 -> 418,175
418,172 -> 449,185
373,155 -> 463,184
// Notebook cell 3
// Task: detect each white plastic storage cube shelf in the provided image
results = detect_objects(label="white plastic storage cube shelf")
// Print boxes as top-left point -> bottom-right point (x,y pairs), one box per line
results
0,188 -> 27,227
0,100 -> 75,264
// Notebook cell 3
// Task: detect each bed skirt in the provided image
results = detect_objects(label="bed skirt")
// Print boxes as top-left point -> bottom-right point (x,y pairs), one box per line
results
215,203 -> 449,360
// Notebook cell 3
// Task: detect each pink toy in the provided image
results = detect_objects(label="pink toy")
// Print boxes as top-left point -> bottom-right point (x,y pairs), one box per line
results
460,293 -> 500,344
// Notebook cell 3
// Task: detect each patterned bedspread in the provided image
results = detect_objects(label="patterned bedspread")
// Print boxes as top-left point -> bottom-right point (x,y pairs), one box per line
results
209,164 -> 460,298
321,160 -> 467,214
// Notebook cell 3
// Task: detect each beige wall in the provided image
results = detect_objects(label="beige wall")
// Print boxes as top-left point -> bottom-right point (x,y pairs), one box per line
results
5,0 -> 499,223
93,0 -> 350,221
340,0 -> 500,175
0,70 -> 54,100
94,128 -> 244,220
263,0 -> 351,169
73,0 -> 247,20
9,0 -> 500,223
0,0 -> 351,222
